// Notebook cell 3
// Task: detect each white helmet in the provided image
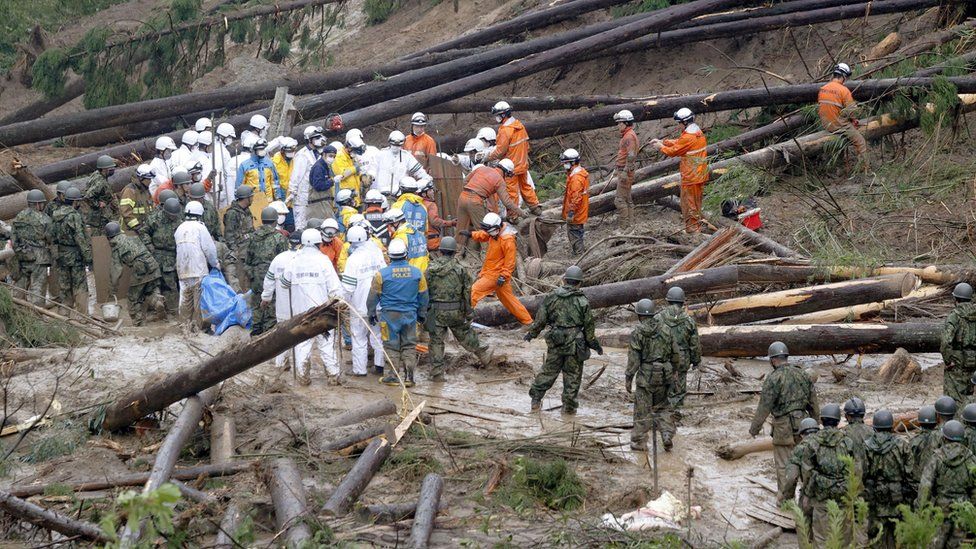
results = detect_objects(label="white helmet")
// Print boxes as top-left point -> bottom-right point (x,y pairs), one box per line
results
279,136 -> 298,150
303,125 -> 324,140
463,138 -> 485,153
399,176 -> 422,193
481,212 -> 503,231
833,62 -> 852,77
346,225 -> 368,244
613,109 -> 635,123
216,123 -> 236,139
411,112 -> 428,126
321,218 -> 340,233
301,228 -> 323,246
346,133 -> 366,151
240,133 -> 258,150
364,189 -> 385,205
345,128 -> 364,142
560,148 -> 581,163
674,108 -> 695,123
194,118 -> 213,132
384,208 -> 405,224
329,141 -> 345,153
269,200 -> 289,214
388,130 -> 406,146
181,130 -> 199,147
184,200 -> 204,217
135,164 -> 155,179
388,238 -> 408,260
491,101 -> 512,117
335,188 -> 355,205
197,131 -> 213,146
497,158 -> 515,176
155,136 -> 177,151
349,213 -> 367,228
249,114 -> 269,130
476,127 -> 497,143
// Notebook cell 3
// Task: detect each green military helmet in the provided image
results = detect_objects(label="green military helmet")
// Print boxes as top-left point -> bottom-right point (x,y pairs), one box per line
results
158,189 -> 178,205
65,187 -> 83,201
843,397 -> 866,417
564,265 -> 584,284
234,185 -> 254,200
962,403 -> 976,426
665,286 -> 685,304
163,197 -> 182,218
942,419 -> 965,442
767,341 -> 789,360
935,395 -> 957,418
872,410 -> 894,431
952,282 -> 973,302
189,183 -> 207,200
26,189 -> 46,204
918,405 -> 937,427
96,155 -> 117,170
820,403 -> 841,422
439,236 -> 457,254
798,417 -> 820,435
306,218 -> 324,229
261,206 -> 278,224
105,221 -> 122,239
172,171 -> 192,187
55,180 -> 71,197
635,298 -> 655,317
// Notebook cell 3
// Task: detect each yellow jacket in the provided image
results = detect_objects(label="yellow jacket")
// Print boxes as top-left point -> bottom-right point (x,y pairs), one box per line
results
271,152 -> 292,197
332,148 -> 361,206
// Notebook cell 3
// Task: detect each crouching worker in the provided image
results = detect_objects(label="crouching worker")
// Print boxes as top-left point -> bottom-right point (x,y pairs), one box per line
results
106,221 -> 163,326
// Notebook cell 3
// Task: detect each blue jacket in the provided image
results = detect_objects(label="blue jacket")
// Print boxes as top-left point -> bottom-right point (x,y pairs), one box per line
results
368,259 -> 429,317
237,155 -> 281,199
310,157 -> 335,193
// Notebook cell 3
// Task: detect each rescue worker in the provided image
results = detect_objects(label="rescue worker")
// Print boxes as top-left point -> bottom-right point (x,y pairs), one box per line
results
11,190 -> 52,306
237,138 -> 281,224
405,112 -> 437,166
651,108 -> 709,233
420,181 -> 455,252
335,189 -> 358,233
308,145 -> 337,221
240,113 -> 269,145
659,286 -> 701,411
624,298 -> 679,450
462,212 -> 532,325
318,218 -> 343,272
175,201 -> 218,333
213,123 -> 238,209
367,239 -> 429,388
52,187 -> 92,313
140,194 -> 182,315
150,136 -> 176,199
84,155 -> 120,236
289,126 -> 325,230
476,127 -> 497,157
456,159 -> 521,254
223,186 -> 255,292
120,164 -> 155,233
862,409 -> 909,548
372,131 -> 431,197
560,149 -> 589,256
195,131 -> 214,179
246,207 -> 288,336
917,420 -> 976,548
806,403 -> 860,546
170,169 -> 192,205
817,63 -> 868,171
171,130 -> 198,170
331,141 -> 362,207
45,181 -> 71,217
941,282 -> 976,404
936,395 -> 958,424
452,138 -> 485,175
426,236 -> 491,381
907,405 -> 941,499
962,403 -> 976,454
843,397 -> 873,449
778,417 -> 821,543
345,129 -> 380,187
613,109 -> 639,228
749,341 -> 820,493
272,137 -> 297,202
363,190 -> 391,249
341,225 -> 387,377
394,176 -> 428,237
195,117 -> 212,133
105,221 -> 162,326
386,207 -> 428,273
262,231 -> 301,370
486,101 -> 541,214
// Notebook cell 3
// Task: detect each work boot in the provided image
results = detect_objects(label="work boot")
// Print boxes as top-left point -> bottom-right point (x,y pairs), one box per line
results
404,367 -> 415,388
530,399 -> 542,412
380,373 -> 400,386
374,365 -> 384,376
630,440 -> 648,451
562,406 -> 577,415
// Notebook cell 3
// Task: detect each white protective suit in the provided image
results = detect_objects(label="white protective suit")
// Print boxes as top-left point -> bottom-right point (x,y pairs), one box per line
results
148,156 -> 172,199
170,145 -> 195,173
212,141 -> 238,209
192,148 -> 213,179
353,145 -> 381,183
370,147 -> 431,196
281,246 -> 343,377
174,219 -> 218,328
262,247 -> 297,368
287,145 -> 319,230
340,240 -> 387,375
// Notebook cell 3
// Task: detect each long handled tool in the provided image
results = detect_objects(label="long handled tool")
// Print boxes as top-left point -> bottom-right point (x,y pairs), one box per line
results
288,287 -> 297,381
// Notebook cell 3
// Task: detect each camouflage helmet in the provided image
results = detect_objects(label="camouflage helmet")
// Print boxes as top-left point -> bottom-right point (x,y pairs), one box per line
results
564,266 -> 584,283
635,298 -> 655,317
820,403 -> 841,422
917,405 -> 937,427
65,187 -> 83,202
439,236 -> 457,254
665,286 -> 685,304
942,420 -> 965,442
234,185 -> 254,200
260,206 -> 278,224
767,341 -> 789,360
158,189 -> 178,206
306,218 -> 324,230
162,197 -> 182,217
172,170 -> 192,186
189,183 -> 207,200
104,221 -> 122,239
798,417 -> 820,435
952,282 -> 973,302
872,410 -> 894,431
935,396 -> 958,418
96,155 -> 117,170
55,180 -> 71,196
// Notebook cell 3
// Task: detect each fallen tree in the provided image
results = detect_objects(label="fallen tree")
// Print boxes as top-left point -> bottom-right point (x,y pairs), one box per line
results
321,437 -> 392,517
409,473 -> 445,549
0,490 -> 110,542
266,458 -> 312,546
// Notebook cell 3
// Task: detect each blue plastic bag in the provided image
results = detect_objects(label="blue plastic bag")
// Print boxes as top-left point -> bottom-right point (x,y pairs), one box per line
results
200,269 -> 252,335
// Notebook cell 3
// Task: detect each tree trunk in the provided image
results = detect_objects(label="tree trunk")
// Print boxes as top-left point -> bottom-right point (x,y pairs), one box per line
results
316,424 -> 388,454
171,480 -> 216,504
321,437 -> 392,517
426,94 -> 659,115
266,458 -> 312,548
99,300 -> 341,431
0,78 -> 86,125
210,413 -> 236,465
0,489 -> 110,542
715,438 -> 773,460
860,19 -> 976,77
357,502 -> 420,523
8,161 -> 55,200
326,399 -> 397,428
214,501 -> 245,549
409,473 -> 444,549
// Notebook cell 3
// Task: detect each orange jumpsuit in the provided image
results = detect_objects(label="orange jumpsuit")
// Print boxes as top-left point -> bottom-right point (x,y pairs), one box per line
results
661,124 -> 709,233
818,80 -> 867,159
488,117 -> 539,208
562,165 -> 590,255
470,225 -> 532,325
614,126 -> 639,226
318,238 -> 343,272
423,197 -> 455,251
404,133 -> 438,167
456,166 -> 521,250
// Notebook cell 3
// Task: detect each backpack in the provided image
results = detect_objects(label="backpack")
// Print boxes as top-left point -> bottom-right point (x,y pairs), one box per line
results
811,429 -> 850,500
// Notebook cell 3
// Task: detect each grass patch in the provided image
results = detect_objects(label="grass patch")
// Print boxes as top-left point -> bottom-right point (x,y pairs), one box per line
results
20,422 -> 86,464
495,456 -> 586,513
384,447 -> 443,483
0,286 -> 80,347
363,0 -> 404,25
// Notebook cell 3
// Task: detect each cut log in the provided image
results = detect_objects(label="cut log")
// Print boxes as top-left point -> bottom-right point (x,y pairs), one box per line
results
867,32 -> 903,60
876,348 -> 922,383
316,424 -> 388,454
8,160 -> 55,200
860,19 -> 976,77
0,78 -> 86,126
210,413 -> 236,465
326,399 -> 397,429
715,438 -> 773,460
266,458 -> 312,547
0,489 -> 110,542
214,501 -> 245,549
409,473 -> 445,549
321,437 -> 392,517
357,502 -> 419,523
99,299 -> 341,431
762,285 -> 946,324
425,94 -> 659,115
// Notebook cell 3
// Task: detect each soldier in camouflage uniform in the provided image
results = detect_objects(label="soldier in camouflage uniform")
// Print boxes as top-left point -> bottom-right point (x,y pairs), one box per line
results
805,403 -> 860,547
917,420 -> 976,548
45,181 -> 71,218
625,298 -> 681,452
862,409 -> 909,548
426,236 -> 492,381
907,405 -> 940,501
961,404 -> 976,455
245,207 -> 288,335
941,282 -> 976,404
141,196 -> 183,316
83,155 -> 120,236
658,286 -> 700,412
50,187 -> 92,313
119,165 -> 154,233
843,397 -> 872,462
749,341 -> 820,494
526,266 -> 603,415
106,222 -> 162,326
223,186 -> 255,293
11,190 -> 52,306
778,417 -> 820,544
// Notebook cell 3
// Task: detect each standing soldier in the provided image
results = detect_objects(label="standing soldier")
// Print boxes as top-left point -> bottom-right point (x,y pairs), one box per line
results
749,341 -> 819,493
806,404 -> 859,546
105,222 -> 162,326
650,108 -> 708,233
560,149 -> 589,256
658,286 -> 700,413
120,165 -> 155,233
862,409 -> 909,548
613,109 -> 639,228
426,236 -> 492,381
223,186 -> 256,292
843,397 -> 873,449
51,187 -> 92,314
84,155 -> 120,236
140,195 -> 182,317
962,404 -> 976,455
246,207 -> 289,336
486,101 -> 542,215
778,417 -> 820,543
462,212 -> 532,325
45,181 -> 71,217
941,282 -> 976,404
817,63 -> 868,172
907,405 -> 941,501
917,420 -> 976,548
625,298 -> 680,451
11,190 -> 52,306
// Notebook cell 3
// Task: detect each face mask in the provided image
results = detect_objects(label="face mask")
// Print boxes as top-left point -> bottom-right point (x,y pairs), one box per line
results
284,152 -> 295,160
413,127 -> 425,136
494,116 -> 503,124
277,215 -> 286,225
223,137 -> 234,147
390,145 -> 402,153
162,150 -> 172,160
325,155 -> 336,164
256,149 -> 267,158
562,163 -> 572,171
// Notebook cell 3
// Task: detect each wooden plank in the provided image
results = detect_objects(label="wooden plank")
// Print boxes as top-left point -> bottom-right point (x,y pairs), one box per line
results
746,476 -> 777,494
425,156 -> 463,226
745,507 -> 795,530
392,401 -> 425,445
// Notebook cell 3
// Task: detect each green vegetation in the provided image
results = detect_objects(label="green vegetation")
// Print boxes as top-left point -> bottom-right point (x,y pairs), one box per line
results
611,0 -> 689,17
701,164 -> 772,217
496,456 -> 586,512
531,170 -> 567,203
99,483 -> 182,547
0,286 -> 80,347
363,0 -> 404,25
384,446 -> 443,483
20,422 -> 86,464
894,502 -> 944,547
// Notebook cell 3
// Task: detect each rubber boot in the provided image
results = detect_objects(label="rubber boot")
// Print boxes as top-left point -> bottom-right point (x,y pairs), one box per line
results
475,347 -> 494,369
531,399 -> 542,412
380,352 -> 401,386
402,346 -> 417,388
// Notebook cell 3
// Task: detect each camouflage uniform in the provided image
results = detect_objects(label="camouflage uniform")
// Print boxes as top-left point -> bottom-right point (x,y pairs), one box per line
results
223,202 -> 254,292
780,433 -> 819,544
110,234 -> 162,325
658,303 -> 700,409
119,181 -> 152,233
749,362 -> 819,493
527,285 -> 602,414
83,171 -> 119,236
140,208 -> 183,315
806,427 -> 860,546
917,442 -> 976,548
50,204 -> 92,312
425,254 -> 489,378
625,314 -> 681,449
11,207 -> 52,306
843,420 -> 873,449
863,430 -> 910,548
941,302 -> 976,405
965,423 -> 976,456
906,427 -> 942,500
245,224 -> 288,335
